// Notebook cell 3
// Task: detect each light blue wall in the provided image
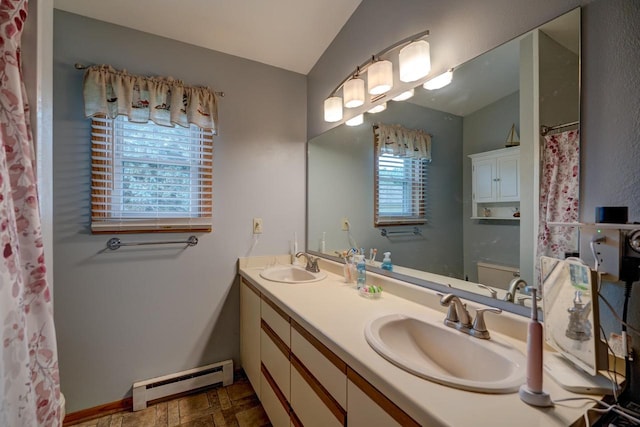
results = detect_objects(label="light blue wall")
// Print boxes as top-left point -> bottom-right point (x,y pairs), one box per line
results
462,92 -> 521,282
308,101 -> 463,277
53,11 -> 307,412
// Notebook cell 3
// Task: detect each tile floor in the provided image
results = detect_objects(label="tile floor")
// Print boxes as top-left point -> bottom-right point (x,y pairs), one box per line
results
65,371 -> 271,427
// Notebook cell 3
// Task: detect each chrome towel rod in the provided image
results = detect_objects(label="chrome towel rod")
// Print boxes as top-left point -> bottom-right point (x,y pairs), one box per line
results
380,227 -> 422,237
540,120 -> 579,136
106,236 -> 198,251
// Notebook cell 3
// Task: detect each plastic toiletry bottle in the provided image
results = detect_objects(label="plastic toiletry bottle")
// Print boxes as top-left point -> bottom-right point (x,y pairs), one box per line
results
355,255 -> 366,289
342,251 -> 352,283
381,252 -> 393,271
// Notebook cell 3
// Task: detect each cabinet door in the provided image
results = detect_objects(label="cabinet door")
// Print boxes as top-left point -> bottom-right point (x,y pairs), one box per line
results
346,369 -> 419,427
496,155 -> 519,201
240,280 -> 261,397
261,367 -> 291,427
290,356 -> 346,427
472,158 -> 496,202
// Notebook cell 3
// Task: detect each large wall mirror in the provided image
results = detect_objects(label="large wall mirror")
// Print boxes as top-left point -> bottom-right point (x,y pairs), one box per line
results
307,8 -> 580,315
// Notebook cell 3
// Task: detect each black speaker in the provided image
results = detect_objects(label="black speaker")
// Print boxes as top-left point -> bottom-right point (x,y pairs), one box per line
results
595,206 -> 628,224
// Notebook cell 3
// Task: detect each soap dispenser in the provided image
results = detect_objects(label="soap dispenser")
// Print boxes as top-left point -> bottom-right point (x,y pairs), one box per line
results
355,255 -> 366,289
381,252 -> 393,271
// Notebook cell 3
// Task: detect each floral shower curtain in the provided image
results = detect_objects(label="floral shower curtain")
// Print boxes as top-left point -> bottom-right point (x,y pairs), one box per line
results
1,1 -> 61,426
536,130 -> 580,283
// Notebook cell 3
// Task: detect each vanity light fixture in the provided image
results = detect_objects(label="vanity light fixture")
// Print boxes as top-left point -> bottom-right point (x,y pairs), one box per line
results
324,96 -> 343,122
392,89 -> 415,101
323,29 -> 430,123
423,69 -> 454,90
345,114 -> 364,126
367,102 -> 387,114
343,74 -> 365,108
368,59 -> 393,95
399,40 -> 431,82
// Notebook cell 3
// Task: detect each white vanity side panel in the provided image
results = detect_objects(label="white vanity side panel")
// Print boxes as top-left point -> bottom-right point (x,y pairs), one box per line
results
240,281 -> 261,398
260,329 -> 290,400
290,368 -> 343,427
260,371 -> 291,427
261,299 -> 290,346
291,328 -> 346,408
347,379 -> 401,427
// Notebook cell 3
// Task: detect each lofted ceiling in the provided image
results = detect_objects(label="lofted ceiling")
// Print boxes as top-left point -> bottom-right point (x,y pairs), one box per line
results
53,0 -> 363,75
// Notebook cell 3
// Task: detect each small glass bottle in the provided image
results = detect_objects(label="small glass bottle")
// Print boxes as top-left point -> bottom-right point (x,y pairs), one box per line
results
355,255 -> 366,289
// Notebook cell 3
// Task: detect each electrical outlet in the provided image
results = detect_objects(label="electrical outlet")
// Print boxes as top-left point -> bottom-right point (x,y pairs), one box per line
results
341,217 -> 349,231
579,225 -> 622,281
253,218 -> 263,234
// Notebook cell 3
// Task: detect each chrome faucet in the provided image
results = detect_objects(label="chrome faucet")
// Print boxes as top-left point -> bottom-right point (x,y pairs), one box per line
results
440,294 -> 472,328
440,293 -> 502,339
504,277 -> 527,302
295,252 -> 320,273
477,283 -> 498,299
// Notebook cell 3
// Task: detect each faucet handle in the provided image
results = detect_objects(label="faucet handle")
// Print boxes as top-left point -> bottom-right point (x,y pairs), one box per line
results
477,284 -> 497,299
471,307 -> 502,339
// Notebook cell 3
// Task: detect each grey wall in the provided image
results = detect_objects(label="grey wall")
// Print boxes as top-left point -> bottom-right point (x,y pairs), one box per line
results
53,11 -> 307,412
308,0 -> 640,395
308,101 -> 463,277
580,0 -> 640,394
462,92 -> 521,282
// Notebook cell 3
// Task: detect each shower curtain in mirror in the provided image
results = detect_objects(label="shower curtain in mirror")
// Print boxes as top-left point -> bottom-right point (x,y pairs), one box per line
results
536,130 -> 580,284
0,1 -> 62,426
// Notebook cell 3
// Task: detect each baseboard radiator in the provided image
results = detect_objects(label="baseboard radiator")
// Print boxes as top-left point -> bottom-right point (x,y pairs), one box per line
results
132,359 -> 233,411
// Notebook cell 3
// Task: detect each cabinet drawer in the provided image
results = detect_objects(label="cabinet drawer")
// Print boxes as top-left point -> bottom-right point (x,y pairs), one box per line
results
261,365 -> 291,427
291,321 -> 347,408
291,355 -> 345,427
346,368 -> 419,427
261,322 -> 290,400
261,296 -> 290,347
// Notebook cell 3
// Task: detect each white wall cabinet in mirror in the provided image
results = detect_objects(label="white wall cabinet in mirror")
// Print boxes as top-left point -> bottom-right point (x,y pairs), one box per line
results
470,147 -> 520,220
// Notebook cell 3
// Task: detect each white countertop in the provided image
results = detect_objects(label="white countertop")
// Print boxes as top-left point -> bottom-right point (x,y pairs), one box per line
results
239,255 -> 603,427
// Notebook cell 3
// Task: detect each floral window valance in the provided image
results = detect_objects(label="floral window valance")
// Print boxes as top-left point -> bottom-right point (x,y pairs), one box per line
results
83,65 -> 219,133
374,123 -> 432,160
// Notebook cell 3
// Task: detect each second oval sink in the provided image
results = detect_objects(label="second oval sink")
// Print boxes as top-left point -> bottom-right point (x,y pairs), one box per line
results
365,313 -> 526,393
260,265 -> 327,283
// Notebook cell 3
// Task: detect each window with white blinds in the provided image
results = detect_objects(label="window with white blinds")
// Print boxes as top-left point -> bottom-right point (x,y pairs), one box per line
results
375,153 -> 427,226
91,115 -> 213,233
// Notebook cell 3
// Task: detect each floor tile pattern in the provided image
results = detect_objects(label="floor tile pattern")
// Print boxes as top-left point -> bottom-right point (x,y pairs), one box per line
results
66,371 -> 271,427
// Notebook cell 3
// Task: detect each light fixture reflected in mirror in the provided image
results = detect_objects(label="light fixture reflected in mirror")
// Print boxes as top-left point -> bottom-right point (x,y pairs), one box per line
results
423,69 -> 454,90
344,76 -> 365,108
368,59 -> 393,95
392,89 -> 415,101
345,114 -> 364,126
368,102 -> 387,114
324,96 -> 343,122
399,40 -> 431,82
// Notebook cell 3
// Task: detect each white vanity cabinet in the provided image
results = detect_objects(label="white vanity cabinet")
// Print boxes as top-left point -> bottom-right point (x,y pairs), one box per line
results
260,296 -> 292,427
239,275 -> 420,427
469,146 -> 520,220
289,321 -> 347,427
239,279 -> 261,398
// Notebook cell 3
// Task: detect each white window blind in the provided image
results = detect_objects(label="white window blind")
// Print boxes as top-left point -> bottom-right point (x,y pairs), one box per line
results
91,115 -> 213,233
375,153 -> 427,225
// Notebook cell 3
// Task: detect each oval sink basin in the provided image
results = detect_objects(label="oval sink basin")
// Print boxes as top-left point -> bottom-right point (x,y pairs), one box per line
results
365,313 -> 526,393
260,265 -> 327,283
